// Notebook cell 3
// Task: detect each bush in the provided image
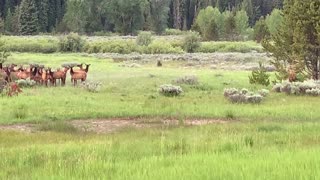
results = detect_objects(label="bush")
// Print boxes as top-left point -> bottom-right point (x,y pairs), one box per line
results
81,81 -> 102,93
159,84 -> 183,97
258,89 -> 270,97
143,40 -> 183,54
174,75 -> 199,85
197,41 -> 263,53
223,88 -> 265,104
16,78 -> 36,88
1,36 -> 58,53
85,40 -> 137,54
59,32 -> 85,52
136,31 -> 153,46
249,62 -> 270,86
164,29 -> 185,35
273,80 -> 320,96
183,31 -> 201,53
306,88 -> 320,96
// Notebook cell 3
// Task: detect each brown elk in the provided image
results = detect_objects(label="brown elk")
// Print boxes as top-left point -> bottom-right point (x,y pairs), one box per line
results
70,66 -> 87,86
52,67 -> 70,86
75,64 -> 91,73
31,66 -> 42,84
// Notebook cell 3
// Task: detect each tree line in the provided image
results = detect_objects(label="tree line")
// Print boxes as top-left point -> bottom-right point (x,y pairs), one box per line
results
0,0 -> 283,35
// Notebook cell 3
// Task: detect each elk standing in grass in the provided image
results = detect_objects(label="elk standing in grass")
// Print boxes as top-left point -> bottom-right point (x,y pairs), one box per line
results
52,67 -> 70,86
70,66 -> 87,86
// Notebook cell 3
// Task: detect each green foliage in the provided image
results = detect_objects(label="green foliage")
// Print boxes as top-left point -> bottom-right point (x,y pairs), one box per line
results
136,31 -> 153,46
19,0 -> 39,35
263,0 -> 320,80
0,18 -> 4,33
195,6 -> 220,41
235,10 -> 249,39
63,0 -> 89,33
59,33 -> 85,52
2,36 -> 58,53
164,29 -> 185,35
249,62 -> 270,86
198,41 -> 262,53
223,11 -> 236,41
265,9 -> 283,37
85,40 -> 137,54
143,40 -> 183,54
183,31 -> 201,53
4,8 -> 13,33
149,0 -> 170,34
253,17 -> 270,43
107,0 -> 147,35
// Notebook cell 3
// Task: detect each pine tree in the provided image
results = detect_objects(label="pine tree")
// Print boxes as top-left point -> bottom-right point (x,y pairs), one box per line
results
4,8 -> 13,32
19,0 -> 39,35
235,10 -> 249,39
0,18 -> 4,33
37,0 -> 49,32
263,0 -> 320,80
253,17 -> 269,43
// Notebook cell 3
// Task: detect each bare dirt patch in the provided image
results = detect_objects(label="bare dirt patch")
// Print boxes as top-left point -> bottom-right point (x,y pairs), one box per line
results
0,119 -> 230,134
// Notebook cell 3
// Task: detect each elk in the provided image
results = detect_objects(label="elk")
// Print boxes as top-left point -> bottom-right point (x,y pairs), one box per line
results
52,67 -> 70,86
70,66 -> 87,86
16,64 -> 34,80
75,64 -> 91,73
31,66 -> 42,84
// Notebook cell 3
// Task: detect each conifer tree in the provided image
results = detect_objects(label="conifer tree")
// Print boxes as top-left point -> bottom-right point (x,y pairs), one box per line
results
4,8 -> 13,32
263,0 -> 320,80
19,0 -> 39,35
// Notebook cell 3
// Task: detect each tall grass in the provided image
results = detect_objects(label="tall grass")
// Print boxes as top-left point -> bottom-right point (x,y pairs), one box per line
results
0,122 -> 320,179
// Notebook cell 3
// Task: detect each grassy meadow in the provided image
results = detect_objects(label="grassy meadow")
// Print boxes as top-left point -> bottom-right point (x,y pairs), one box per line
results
1,52 -> 320,179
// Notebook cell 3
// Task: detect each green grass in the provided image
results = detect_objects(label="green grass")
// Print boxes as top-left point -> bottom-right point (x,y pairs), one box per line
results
0,53 -> 319,124
1,121 -> 320,179
1,52 -> 320,179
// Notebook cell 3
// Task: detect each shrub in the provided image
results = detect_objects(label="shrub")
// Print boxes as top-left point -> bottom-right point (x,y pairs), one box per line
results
224,88 -> 266,104
249,62 -> 270,86
258,89 -> 270,97
85,40 -> 137,54
223,88 -> 239,97
59,32 -> 85,52
273,80 -> 320,96
136,31 -> 153,46
143,40 -> 183,54
16,78 -> 36,88
164,29 -> 185,35
159,84 -> 183,97
174,75 -> 199,85
81,81 -> 102,93
183,31 -> 201,53
306,88 -> 320,96
197,41 -> 263,53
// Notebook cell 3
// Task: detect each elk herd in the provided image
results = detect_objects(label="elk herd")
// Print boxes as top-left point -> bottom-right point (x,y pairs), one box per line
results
0,63 -> 91,86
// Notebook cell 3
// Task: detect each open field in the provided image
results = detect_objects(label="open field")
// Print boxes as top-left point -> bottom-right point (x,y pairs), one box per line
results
1,52 -> 320,179
0,53 -> 319,124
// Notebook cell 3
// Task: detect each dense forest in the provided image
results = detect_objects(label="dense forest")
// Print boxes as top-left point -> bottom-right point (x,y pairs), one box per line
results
0,0 -> 283,35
